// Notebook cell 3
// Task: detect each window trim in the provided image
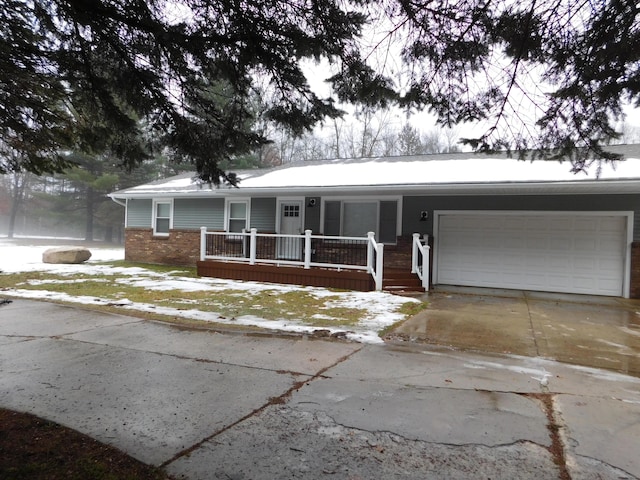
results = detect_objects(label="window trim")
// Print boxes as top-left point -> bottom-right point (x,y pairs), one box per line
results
224,198 -> 250,232
152,199 -> 173,236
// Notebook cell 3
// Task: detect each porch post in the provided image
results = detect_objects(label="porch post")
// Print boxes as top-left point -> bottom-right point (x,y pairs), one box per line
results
200,227 -> 207,261
423,233 -> 430,291
375,243 -> 384,291
249,228 -> 257,265
411,233 -> 420,274
304,230 -> 312,269
367,231 -> 375,274
423,244 -> 430,291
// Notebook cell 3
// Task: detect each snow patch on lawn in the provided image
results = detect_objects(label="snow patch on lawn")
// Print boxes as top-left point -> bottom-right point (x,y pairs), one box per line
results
1,242 -> 421,343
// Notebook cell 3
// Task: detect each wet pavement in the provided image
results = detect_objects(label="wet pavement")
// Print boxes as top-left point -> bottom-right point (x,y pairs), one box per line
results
391,287 -> 640,378
1,299 -> 640,479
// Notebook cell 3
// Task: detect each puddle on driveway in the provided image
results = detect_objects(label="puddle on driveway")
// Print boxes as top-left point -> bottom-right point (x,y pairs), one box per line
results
392,291 -> 640,378
529,300 -> 640,376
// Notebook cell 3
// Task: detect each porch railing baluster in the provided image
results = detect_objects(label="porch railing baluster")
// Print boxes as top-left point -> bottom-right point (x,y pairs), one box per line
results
200,227 -> 382,275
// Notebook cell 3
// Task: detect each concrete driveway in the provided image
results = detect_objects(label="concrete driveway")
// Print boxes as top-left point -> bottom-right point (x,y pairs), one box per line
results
391,286 -> 640,377
1,298 -> 640,479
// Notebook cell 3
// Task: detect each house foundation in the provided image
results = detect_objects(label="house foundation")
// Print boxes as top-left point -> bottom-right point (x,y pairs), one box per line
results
124,228 -> 200,266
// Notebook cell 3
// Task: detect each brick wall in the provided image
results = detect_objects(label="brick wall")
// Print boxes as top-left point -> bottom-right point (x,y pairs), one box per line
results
383,235 -> 418,269
125,228 -> 201,266
631,242 -> 640,299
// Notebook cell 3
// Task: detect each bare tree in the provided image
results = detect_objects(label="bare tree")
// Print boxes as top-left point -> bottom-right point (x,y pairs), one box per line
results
338,107 -> 396,158
617,122 -> 640,145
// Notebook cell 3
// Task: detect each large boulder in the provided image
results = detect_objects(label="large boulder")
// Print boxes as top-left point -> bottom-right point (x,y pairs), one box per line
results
43,247 -> 92,264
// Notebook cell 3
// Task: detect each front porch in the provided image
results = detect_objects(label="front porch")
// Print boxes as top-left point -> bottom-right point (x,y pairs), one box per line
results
196,228 -> 430,293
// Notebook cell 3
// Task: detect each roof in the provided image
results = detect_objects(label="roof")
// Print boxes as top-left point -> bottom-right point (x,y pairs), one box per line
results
109,144 -> 640,199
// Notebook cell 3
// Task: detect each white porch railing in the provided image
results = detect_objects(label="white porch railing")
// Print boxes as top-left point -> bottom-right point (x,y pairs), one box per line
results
411,233 -> 430,291
200,227 -> 385,290
367,231 -> 384,292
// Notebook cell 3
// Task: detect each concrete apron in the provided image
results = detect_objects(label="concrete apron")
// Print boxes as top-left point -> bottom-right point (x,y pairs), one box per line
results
392,286 -> 640,378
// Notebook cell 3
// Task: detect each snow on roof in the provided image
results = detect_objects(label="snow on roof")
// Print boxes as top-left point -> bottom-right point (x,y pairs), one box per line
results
110,146 -> 640,197
240,157 -> 640,188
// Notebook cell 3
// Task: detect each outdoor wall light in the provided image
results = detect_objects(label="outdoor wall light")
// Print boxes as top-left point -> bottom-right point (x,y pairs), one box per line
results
308,198 -> 317,207
420,211 -> 428,221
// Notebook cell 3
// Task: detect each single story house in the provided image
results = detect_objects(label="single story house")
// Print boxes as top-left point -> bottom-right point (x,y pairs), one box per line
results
109,144 -> 640,298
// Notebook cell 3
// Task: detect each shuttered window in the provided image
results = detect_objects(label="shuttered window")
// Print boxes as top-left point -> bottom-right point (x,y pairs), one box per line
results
322,199 -> 398,243
343,202 -> 377,237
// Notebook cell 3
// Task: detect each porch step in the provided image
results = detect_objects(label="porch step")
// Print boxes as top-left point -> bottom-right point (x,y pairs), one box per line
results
382,269 -> 426,293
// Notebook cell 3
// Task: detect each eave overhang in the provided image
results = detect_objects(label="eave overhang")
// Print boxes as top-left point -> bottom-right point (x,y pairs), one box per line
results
108,179 -> 640,200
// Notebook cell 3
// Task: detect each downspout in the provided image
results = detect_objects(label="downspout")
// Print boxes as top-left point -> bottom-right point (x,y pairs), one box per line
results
110,196 -> 127,207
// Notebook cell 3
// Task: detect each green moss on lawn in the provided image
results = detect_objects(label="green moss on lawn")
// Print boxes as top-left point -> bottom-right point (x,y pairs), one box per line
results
0,268 -> 416,332
157,289 -> 364,326
396,300 -> 428,317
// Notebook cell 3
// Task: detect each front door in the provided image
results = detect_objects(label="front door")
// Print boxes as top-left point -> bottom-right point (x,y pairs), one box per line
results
278,201 -> 303,259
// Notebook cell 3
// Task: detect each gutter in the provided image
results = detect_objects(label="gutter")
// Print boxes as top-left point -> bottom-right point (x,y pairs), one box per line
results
107,180 -> 640,199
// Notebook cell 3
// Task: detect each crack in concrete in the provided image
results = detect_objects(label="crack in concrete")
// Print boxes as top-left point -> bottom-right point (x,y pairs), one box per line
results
313,407 -> 551,450
159,345 -> 364,469
527,393 -> 571,480
50,335 -> 333,377
51,319 -> 145,338
523,293 -> 541,357
0,335 -> 37,341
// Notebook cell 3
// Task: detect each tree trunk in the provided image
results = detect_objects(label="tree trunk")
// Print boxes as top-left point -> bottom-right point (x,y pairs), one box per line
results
7,203 -> 17,239
7,173 -> 28,239
85,187 -> 95,241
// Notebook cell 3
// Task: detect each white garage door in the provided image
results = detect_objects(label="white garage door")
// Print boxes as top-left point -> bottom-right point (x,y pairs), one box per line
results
435,213 -> 627,296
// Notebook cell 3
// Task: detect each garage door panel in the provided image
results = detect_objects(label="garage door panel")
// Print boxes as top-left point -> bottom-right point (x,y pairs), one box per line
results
574,218 -> 599,232
436,213 -> 626,296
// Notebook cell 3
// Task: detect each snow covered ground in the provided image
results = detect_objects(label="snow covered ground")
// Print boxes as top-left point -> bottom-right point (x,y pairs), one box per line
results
0,238 -> 421,343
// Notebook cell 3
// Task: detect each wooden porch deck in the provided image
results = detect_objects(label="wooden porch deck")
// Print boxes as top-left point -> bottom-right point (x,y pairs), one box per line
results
197,260 -> 375,291
197,261 -> 426,293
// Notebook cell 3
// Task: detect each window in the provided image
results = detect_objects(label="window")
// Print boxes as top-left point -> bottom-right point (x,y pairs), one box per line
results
343,202 -> 377,237
227,201 -> 248,232
283,204 -> 300,217
323,199 -> 398,243
153,200 -> 172,236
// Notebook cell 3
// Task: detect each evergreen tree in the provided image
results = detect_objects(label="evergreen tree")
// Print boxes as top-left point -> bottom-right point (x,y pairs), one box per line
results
1,0 -> 360,183
61,154 -> 120,241
2,0 -> 639,178
365,0 -> 640,168
397,123 -> 424,156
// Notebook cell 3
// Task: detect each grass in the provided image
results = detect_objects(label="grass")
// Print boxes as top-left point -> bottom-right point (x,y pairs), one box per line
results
0,261 -> 426,334
377,301 -> 427,338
